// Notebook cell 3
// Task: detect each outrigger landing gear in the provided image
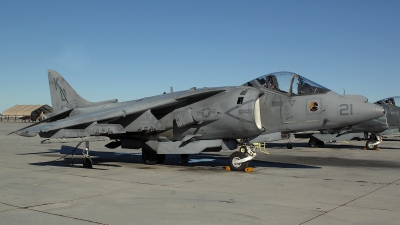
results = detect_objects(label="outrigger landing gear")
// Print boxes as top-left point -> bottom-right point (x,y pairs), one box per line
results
82,141 -> 93,168
229,139 -> 257,171
286,134 -> 293,149
365,132 -> 382,150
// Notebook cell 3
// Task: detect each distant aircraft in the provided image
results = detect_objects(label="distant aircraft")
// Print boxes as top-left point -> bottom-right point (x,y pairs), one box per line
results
11,70 -> 384,171
295,96 -> 400,150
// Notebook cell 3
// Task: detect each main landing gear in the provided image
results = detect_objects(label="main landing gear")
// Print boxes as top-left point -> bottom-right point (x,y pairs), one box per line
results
365,133 -> 382,150
229,139 -> 257,171
141,145 -> 166,165
308,138 -> 324,148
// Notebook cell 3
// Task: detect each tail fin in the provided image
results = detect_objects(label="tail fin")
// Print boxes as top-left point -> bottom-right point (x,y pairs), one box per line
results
48,70 -> 118,113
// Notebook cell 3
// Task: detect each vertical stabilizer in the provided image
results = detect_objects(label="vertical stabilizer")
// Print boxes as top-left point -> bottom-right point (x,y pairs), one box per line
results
48,70 -> 118,113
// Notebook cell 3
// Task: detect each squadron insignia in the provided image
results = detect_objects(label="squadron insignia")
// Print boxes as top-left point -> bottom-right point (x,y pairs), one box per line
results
309,101 -> 319,112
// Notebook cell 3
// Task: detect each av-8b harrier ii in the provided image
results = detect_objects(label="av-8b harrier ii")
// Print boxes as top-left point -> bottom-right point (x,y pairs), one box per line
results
295,96 -> 400,150
11,70 -> 384,171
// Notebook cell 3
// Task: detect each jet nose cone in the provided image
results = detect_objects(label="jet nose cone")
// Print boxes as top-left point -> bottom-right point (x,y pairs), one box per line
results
361,103 -> 385,122
335,97 -> 386,126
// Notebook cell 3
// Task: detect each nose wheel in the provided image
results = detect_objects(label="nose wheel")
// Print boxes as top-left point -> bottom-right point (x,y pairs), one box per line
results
229,139 -> 257,171
229,152 -> 249,171
365,133 -> 382,150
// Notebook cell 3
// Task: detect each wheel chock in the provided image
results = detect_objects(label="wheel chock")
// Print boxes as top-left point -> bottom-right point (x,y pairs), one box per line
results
363,147 -> 380,151
244,167 -> 253,173
225,166 -> 231,171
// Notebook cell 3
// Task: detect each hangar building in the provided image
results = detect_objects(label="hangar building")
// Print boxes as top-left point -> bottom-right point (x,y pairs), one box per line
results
1,105 -> 53,122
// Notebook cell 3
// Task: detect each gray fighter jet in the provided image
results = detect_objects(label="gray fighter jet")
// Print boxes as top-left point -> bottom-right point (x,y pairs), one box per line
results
295,96 -> 400,150
11,70 -> 384,171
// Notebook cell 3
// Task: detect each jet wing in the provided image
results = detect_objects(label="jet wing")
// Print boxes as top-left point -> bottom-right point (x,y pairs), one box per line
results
16,89 -> 225,137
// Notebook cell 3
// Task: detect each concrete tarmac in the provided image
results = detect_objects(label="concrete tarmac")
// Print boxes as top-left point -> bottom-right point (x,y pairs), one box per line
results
1,122 -> 400,225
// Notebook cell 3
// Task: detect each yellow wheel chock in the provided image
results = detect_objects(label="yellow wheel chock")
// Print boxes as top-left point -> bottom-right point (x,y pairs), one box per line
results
225,166 -> 253,172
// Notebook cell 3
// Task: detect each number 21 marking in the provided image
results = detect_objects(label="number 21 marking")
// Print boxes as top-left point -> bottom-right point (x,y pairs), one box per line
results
340,104 -> 353,115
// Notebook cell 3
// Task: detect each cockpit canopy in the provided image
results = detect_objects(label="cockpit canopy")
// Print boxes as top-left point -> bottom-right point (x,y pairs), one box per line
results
243,72 -> 330,96
375,96 -> 400,107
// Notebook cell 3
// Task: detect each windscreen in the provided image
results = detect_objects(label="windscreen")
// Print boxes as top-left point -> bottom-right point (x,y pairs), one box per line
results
293,75 -> 330,95
250,72 -> 330,96
376,96 -> 400,106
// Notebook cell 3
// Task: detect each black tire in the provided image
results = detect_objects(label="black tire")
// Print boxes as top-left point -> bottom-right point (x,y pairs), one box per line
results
83,157 -> 93,168
317,141 -> 324,147
156,154 -> 166,164
287,143 -> 293,149
142,150 -> 158,165
180,154 -> 189,160
229,152 -> 249,171
366,140 -> 378,150
309,140 -> 318,148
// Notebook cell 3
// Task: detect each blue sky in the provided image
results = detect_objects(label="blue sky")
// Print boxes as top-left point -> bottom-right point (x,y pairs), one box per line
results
1,0 -> 399,113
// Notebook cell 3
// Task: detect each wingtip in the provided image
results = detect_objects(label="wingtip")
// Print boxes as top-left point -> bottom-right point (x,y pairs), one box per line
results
6,131 -> 15,136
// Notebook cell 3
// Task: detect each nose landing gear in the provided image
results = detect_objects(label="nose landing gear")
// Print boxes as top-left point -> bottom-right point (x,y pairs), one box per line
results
365,133 -> 382,150
228,139 -> 257,171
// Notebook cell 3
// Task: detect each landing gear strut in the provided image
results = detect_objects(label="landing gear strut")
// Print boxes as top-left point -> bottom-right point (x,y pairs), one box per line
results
365,133 -> 382,150
229,139 -> 257,171
82,141 -> 93,168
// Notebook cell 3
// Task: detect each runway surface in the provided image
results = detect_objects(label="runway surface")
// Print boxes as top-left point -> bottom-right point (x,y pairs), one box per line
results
1,122 -> 400,225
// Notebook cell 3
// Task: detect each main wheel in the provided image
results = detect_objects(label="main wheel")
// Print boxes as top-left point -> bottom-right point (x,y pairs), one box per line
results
229,152 -> 249,171
142,150 -> 158,165
317,141 -> 324,147
156,154 -> 166,164
309,140 -> 318,148
287,143 -> 293,149
365,140 -> 378,150
181,154 -> 189,160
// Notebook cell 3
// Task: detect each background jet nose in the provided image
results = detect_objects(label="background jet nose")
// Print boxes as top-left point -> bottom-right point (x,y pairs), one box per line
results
337,98 -> 386,126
